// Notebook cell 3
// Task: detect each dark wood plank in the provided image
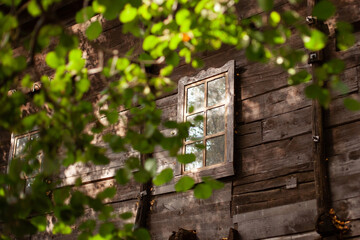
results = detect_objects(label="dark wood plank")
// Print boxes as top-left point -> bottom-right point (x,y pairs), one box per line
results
241,84 -> 311,123
262,106 -> 311,142
326,93 -> 360,127
240,134 -> 312,176
233,199 -> 317,239
233,162 -> 314,186
233,171 -> 314,195
236,121 -> 262,149
232,182 -> 315,214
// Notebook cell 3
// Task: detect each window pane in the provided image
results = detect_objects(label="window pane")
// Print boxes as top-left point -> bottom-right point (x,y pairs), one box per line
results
207,77 -> 225,107
206,106 -> 225,135
15,136 -> 28,157
206,135 -> 224,166
184,142 -> 203,171
187,84 -> 204,113
186,112 -> 204,141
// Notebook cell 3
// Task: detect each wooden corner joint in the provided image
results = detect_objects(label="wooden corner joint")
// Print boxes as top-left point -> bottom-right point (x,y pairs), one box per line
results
316,208 -> 351,238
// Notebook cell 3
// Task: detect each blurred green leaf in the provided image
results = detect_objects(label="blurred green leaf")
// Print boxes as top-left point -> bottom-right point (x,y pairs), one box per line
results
86,21 -> 102,40
344,98 -> 360,111
153,168 -> 173,186
177,154 -> 195,164
257,0 -> 273,11
175,176 -> 195,192
120,4 -> 137,23
312,0 -> 335,20
303,29 -> 327,51
194,183 -> 212,199
76,7 -> 95,23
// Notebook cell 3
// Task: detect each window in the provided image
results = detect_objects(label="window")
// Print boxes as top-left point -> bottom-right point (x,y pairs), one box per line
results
9,130 -> 42,190
177,60 -> 235,178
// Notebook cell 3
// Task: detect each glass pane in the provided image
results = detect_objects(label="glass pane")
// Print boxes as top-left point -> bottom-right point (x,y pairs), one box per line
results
184,142 -> 203,171
15,136 -> 29,157
186,112 -> 204,141
187,84 -> 204,113
206,135 -> 225,166
206,106 -> 225,135
207,77 -> 225,107
30,132 -> 40,140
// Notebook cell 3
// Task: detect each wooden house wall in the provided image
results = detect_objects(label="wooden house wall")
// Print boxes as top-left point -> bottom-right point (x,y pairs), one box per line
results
0,0 -> 359,239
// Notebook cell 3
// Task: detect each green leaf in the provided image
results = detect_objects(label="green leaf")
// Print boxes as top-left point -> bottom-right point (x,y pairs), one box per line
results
75,7 -> 95,23
305,84 -> 322,99
53,222 -> 72,235
144,158 -> 157,177
166,52 -> 180,67
143,35 -> 159,51
125,157 -> 140,170
115,168 -> 131,185
175,9 -> 190,25
68,49 -> 85,72
46,52 -> 64,69
120,4 -> 137,23
194,183 -> 212,199
133,169 -> 151,183
120,212 -> 132,220
27,0 -> 41,17
175,176 -> 195,192
202,176 -> 224,190
303,29 -> 327,51
269,11 -> 281,27
160,65 -> 173,76
97,187 -> 116,200
324,59 -> 345,74
153,168 -> 173,186
288,70 -> 312,85
344,98 -> 360,111
99,222 -> 115,237
177,154 -> 195,164
257,0 -> 273,11
30,216 -> 47,232
134,228 -> 151,240
312,0 -> 335,20
86,21 -> 102,41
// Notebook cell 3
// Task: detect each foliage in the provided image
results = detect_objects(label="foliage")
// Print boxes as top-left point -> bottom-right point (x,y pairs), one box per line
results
0,0 -> 357,238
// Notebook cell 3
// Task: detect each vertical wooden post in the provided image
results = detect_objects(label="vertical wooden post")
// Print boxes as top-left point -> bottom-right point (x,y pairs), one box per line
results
307,0 -> 334,238
134,152 -> 152,229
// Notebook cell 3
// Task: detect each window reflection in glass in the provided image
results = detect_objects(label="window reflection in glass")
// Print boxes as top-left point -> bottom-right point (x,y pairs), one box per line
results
207,77 -> 225,107
186,112 -> 204,141
206,135 -> 224,166
207,106 -> 225,135
184,142 -> 203,171
187,84 -> 204,113
15,136 -> 28,157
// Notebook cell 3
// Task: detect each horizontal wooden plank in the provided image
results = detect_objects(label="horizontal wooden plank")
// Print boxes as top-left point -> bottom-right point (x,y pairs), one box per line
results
329,149 -> 360,179
240,71 -> 289,100
149,183 -> 232,240
233,162 -> 314,186
233,171 -> 314,195
326,120 -> 360,156
262,106 -> 311,142
263,231 -> 319,240
232,182 -> 315,215
233,200 -> 317,240
240,134 -> 312,176
236,121 -> 262,149
326,93 -> 360,127
241,84 -> 311,123
330,172 -> 360,201
333,195 -> 360,221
